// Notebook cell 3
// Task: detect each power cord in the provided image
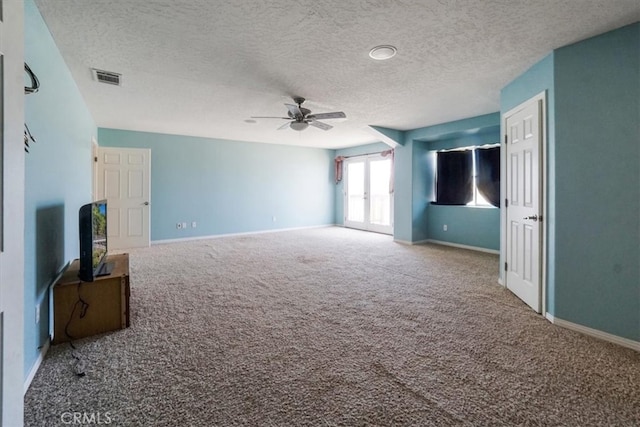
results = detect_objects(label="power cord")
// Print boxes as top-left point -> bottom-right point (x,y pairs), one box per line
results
64,283 -> 90,377
69,340 -> 86,377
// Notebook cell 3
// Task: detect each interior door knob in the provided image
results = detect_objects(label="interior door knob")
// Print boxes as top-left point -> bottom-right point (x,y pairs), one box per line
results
524,214 -> 538,221
143,201 -> 149,206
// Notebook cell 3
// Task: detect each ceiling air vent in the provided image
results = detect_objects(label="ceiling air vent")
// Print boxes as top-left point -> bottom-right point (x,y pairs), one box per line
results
91,68 -> 122,86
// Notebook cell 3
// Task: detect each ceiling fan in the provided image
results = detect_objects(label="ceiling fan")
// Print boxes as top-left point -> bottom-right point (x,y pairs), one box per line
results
251,97 -> 346,131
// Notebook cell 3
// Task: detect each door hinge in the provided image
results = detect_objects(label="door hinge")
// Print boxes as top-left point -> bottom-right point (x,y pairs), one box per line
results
504,134 -> 508,144
94,156 -> 98,162
505,199 -> 509,208
504,262 -> 508,271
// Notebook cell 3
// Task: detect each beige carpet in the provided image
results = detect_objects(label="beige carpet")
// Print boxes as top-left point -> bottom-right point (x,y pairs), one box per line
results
25,227 -> 639,426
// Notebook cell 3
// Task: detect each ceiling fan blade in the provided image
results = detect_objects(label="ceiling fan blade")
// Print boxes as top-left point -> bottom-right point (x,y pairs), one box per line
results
277,121 -> 292,130
250,116 -> 290,119
309,120 -> 333,131
285,103 -> 303,118
307,111 -> 346,120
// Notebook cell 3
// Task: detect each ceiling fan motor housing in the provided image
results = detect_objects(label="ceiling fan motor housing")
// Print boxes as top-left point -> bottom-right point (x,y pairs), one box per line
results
288,107 -> 311,120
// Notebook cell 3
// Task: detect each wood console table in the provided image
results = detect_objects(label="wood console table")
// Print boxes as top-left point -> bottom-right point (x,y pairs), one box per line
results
53,253 -> 130,344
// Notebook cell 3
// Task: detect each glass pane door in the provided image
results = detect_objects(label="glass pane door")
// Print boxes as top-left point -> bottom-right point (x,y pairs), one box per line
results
344,154 -> 393,234
346,161 -> 365,223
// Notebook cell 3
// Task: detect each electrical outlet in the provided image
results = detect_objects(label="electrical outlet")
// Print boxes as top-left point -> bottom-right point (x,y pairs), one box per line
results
443,224 -> 448,231
182,222 -> 187,229
35,305 -> 40,324
192,221 -> 197,228
176,223 -> 182,229
272,216 -> 277,222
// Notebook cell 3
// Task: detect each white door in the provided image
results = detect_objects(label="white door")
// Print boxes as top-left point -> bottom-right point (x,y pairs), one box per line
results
504,97 -> 543,312
344,154 -> 393,234
96,147 -> 151,249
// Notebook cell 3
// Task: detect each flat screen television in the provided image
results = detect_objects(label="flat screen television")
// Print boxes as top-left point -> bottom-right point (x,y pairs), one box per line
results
78,200 -> 113,282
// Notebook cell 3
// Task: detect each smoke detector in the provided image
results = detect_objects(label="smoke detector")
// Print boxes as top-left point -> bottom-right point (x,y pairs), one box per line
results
91,68 -> 122,86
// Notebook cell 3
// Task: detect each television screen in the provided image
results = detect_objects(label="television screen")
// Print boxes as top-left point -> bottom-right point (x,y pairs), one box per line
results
92,202 -> 107,271
79,200 -> 110,282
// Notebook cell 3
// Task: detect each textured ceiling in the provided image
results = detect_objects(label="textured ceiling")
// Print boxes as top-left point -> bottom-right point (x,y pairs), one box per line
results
34,0 -> 640,149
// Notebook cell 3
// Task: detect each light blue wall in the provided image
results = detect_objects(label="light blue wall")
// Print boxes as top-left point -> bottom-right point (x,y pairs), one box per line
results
405,114 -> 501,248
404,113 -> 501,142
420,126 -> 501,250
393,140 -> 414,242
553,23 -> 639,341
336,123 -> 501,251
98,129 -> 335,241
342,114 -> 501,246
411,140 -> 430,242
500,23 -> 639,342
370,126 -> 405,146
334,142 -> 390,226
24,0 -> 96,379
426,206 -> 499,249
501,53 -> 555,312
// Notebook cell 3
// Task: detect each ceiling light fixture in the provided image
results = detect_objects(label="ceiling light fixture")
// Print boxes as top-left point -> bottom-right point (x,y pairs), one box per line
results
369,45 -> 397,60
289,121 -> 309,131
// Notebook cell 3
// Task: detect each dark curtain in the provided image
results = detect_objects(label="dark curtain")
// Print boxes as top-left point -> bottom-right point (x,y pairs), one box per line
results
476,147 -> 500,207
435,150 -> 473,205
334,156 -> 345,183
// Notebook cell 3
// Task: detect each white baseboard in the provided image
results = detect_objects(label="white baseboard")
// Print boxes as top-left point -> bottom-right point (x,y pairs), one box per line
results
545,313 -> 639,352
23,263 -> 69,394
393,238 -> 429,245
152,224 -> 337,245
424,239 -> 500,255
24,338 -> 50,394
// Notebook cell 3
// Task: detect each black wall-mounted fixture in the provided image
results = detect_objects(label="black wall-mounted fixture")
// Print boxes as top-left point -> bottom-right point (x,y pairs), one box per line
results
24,62 -> 40,152
24,62 -> 40,94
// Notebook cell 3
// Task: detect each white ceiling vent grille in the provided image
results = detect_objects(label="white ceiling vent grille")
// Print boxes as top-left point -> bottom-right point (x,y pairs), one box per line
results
91,68 -> 122,86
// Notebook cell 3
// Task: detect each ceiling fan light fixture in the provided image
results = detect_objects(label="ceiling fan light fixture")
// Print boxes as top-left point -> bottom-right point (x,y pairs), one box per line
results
290,121 -> 309,131
252,97 -> 345,132
369,45 -> 397,60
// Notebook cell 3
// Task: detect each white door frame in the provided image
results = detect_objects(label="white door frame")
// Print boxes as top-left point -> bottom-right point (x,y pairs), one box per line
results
92,137 -> 99,200
501,91 -> 548,315
1,1 -> 26,422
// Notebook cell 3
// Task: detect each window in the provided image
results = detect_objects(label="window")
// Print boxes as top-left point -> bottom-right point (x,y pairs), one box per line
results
434,145 -> 500,208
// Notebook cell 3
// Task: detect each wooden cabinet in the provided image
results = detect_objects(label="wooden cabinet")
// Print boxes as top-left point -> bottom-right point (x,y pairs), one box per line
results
53,253 -> 130,344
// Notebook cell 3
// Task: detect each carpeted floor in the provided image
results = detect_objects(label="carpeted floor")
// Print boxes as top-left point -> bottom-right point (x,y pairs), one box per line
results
25,227 -> 639,426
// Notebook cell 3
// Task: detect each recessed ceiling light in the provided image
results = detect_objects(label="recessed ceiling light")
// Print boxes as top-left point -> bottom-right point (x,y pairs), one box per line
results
369,45 -> 397,60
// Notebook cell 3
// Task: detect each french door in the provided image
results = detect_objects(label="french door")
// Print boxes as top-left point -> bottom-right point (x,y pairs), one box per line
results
344,154 -> 393,234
